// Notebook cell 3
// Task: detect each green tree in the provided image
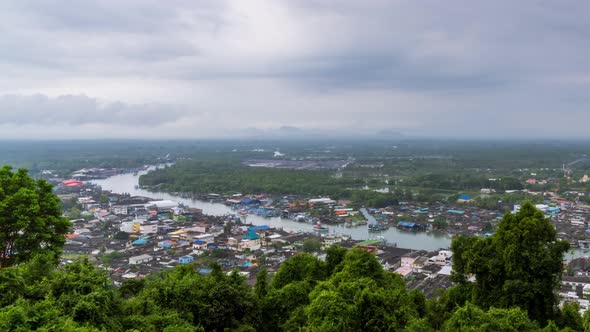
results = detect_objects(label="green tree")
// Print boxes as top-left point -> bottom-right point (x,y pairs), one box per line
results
271,254 -> 326,289
0,166 -> 71,267
433,216 -> 448,230
442,302 -> 538,332
451,201 -> 570,323
254,267 -> 268,299
302,238 -> 322,253
325,245 -> 347,275
557,302 -> 583,331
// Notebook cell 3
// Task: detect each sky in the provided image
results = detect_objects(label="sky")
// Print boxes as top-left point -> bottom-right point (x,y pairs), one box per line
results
1,0 -> 589,139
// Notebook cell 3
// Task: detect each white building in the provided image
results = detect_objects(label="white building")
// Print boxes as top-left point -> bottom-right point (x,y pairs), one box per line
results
129,254 -> 153,265
140,224 -> 158,234
111,205 -> 129,215
435,250 -> 453,265
147,200 -> 179,209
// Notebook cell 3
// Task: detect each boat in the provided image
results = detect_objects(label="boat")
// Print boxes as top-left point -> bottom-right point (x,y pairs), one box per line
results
368,223 -> 389,232
313,221 -> 328,232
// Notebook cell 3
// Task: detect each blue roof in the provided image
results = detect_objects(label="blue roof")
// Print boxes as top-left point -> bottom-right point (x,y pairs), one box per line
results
132,238 -> 147,245
199,268 -> 212,275
178,255 -> 194,264
241,198 -> 260,205
243,229 -> 260,240
448,209 -> 465,215
241,262 -> 252,267
398,221 -> 416,227
248,225 -> 269,231
194,239 -> 205,244
458,195 -> 472,200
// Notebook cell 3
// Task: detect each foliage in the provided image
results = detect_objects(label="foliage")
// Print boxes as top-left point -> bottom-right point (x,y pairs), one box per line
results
0,166 -> 71,267
451,201 -> 570,323
433,216 -> 448,230
302,238 -> 322,253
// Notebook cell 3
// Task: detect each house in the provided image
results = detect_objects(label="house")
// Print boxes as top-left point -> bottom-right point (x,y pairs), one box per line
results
146,200 -> 179,210
457,195 -> 472,203
120,221 -> 141,233
243,230 -> 260,241
129,254 -> 153,265
178,255 -> 194,264
435,250 -> 453,265
140,224 -> 158,234
308,197 -> 335,205
412,256 -> 429,272
193,233 -> 215,243
111,205 -> 129,215
401,252 -> 422,268
422,264 -> 442,278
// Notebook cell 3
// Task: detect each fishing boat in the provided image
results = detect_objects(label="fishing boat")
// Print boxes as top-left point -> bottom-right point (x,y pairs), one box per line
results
313,221 -> 328,232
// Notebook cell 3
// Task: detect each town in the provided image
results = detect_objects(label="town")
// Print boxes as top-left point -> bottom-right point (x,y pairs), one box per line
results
52,166 -> 590,315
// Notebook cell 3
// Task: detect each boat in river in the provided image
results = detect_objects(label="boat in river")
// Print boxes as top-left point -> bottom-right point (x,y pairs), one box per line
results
368,223 -> 389,232
313,221 -> 328,232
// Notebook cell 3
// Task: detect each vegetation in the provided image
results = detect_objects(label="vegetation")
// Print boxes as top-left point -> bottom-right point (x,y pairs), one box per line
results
0,166 -> 71,268
451,201 -> 570,323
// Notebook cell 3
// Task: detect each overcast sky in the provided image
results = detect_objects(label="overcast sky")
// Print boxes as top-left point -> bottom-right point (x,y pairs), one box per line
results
1,0 -> 589,139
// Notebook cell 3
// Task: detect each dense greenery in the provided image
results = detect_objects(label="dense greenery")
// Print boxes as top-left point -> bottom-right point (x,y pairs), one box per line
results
140,161 -> 360,197
0,166 -> 71,267
0,244 -> 585,331
136,139 -> 590,207
0,203 -> 583,331
452,201 -> 570,323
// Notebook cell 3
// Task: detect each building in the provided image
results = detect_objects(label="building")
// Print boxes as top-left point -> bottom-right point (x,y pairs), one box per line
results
457,195 -> 472,203
435,250 -> 453,265
129,254 -> 153,265
178,255 -> 194,264
111,205 -> 129,215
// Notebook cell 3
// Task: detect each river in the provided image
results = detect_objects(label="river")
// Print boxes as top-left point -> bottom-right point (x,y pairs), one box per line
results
91,168 -> 590,257
91,167 -> 453,251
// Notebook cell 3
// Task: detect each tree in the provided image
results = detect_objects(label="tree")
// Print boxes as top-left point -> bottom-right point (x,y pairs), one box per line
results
302,238 -> 322,253
325,245 -> 347,275
557,302 -> 584,331
254,267 -> 268,299
0,166 -> 71,267
451,201 -> 570,323
442,302 -> 538,332
432,216 -> 448,230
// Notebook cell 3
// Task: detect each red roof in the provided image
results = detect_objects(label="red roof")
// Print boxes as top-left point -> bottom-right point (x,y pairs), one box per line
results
63,179 -> 84,186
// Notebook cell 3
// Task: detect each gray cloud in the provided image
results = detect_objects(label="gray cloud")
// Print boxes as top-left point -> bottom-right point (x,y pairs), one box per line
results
0,1 -> 589,138
0,94 -> 187,126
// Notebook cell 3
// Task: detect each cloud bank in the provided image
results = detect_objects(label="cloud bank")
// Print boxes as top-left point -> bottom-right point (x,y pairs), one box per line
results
0,0 -> 589,138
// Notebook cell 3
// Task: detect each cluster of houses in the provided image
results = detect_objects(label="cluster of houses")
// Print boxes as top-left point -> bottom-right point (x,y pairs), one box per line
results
55,179 -> 459,296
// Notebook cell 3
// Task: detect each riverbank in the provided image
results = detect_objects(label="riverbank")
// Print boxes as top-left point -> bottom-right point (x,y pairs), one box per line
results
91,165 -> 590,258
92,166 -> 453,251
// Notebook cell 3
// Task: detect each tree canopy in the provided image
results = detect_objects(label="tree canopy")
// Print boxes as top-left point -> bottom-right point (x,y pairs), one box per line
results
0,166 -> 71,267
451,201 -> 570,323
